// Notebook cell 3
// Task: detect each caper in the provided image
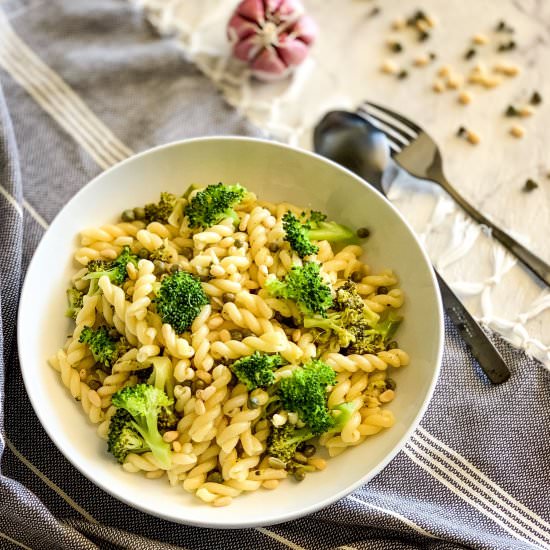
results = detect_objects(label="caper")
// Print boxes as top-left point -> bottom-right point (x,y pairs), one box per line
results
268,242 -> 280,253
230,330 -> 244,341
268,457 -> 286,470
386,378 -> 396,390
206,471 -> 223,484
133,206 -> 146,220
181,247 -> 193,259
296,442 -> 307,452
293,452 -> 308,465
248,396 -> 261,409
88,379 -> 101,391
302,444 -> 316,458
121,209 -> 135,222
294,469 -> 306,482
234,239 -> 244,249
153,260 -> 166,275
356,227 -> 370,239
222,292 -> 236,303
351,271 -> 363,283
377,286 -> 388,295
137,248 -> 149,259
108,328 -> 119,339
387,341 -> 398,350
170,263 -> 183,274
192,379 -> 206,393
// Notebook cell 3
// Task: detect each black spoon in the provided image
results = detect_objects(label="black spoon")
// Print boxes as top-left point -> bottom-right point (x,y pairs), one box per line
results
314,110 -> 510,384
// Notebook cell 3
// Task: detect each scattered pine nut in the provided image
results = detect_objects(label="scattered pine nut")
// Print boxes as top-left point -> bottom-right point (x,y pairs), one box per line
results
438,65 -> 451,77
262,480 -> 280,490
425,14 -> 437,28
494,62 -> 520,76
481,76 -> 502,88
413,54 -> 430,67
391,17 -> 406,31
381,59 -> 399,74
473,33 -> 489,45
518,105 -> 534,117
510,124 -> 525,138
433,80 -> 445,93
446,74 -> 464,90
162,430 -> 180,443
466,129 -> 480,144
387,39 -> 403,53
458,90 -> 473,104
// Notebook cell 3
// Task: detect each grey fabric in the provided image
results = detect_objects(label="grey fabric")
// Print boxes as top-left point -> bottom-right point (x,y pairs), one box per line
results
0,1 -> 549,549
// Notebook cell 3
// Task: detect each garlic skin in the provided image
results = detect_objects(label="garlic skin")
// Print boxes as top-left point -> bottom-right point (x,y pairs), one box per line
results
228,0 -> 318,81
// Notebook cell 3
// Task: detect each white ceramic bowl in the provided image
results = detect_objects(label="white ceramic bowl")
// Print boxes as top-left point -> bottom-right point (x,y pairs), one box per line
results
18,137 -> 443,528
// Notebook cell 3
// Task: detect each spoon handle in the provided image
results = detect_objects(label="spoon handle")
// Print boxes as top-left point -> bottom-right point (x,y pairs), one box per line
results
435,270 -> 510,384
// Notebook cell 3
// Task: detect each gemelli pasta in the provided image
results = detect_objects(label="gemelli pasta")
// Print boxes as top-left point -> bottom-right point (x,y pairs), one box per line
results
50,183 -> 409,507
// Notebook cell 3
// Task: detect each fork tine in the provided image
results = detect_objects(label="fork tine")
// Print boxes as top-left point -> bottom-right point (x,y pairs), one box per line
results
357,108 -> 410,150
359,105 -> 417,144
363,101 -> 422,134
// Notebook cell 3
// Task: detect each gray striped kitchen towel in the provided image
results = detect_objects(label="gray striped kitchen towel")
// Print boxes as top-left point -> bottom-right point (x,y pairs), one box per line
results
0,1 -> 549,549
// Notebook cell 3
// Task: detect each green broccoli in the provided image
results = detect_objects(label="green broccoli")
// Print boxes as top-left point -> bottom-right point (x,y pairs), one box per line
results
306,211 -> 356,243
107,408 -> 148,464
66,288 -> 84,320
282,210 -> 356,259
154,270 -> 209,333
267,401 -> 357,464
267,424 -> 315,465
111,384 -> 173,469
149,246 -> 174,263
304,281 -> 400,354
184,183 -> 246,229
282,211 -> 318,258
144,192 -> 177,224
147,356 -> 175,399
230,352 -> 282,390
278,359 -> 336,435
78,326 -> 129,370
265,262 -> 333,317
84,246 -> 138,286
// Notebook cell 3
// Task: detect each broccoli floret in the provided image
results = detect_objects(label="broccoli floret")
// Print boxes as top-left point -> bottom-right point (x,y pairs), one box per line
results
107,408 -> 148,464
84,246 -> 138,286
282,210 -> 356,259
306,212 -> 356,243
111,384 -> 172,469
149,246 -> 174,263
144,192 -> 177,224
266,262 -> 332,317
267,401 -> 356,464
278,360 -> 336,435
66,288 -> 84,320
282,212 -> 319,258
230,352 -> 282,390
184,183 -> 246,229
147,357 -> 175,400
304,281 -> 400,354
267,424 -> 315,464
79,326 -> 129,369
154,270 -> 209,333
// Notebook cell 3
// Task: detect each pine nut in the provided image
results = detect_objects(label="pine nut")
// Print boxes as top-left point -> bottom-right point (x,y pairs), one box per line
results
458,90 -> 472,105
433,80 -> 445,93
510,125 -> 525,138
391,17 -> 406,30
482,76 -> 502,88
262,480 -> 280,490
172,441 -> 182,452
466,130 -> 480,145
379,389 -> 396,403
518,105 -> 535,117
413,54 -> 430,67
308,457 -> 327,471
446,74 -> 463,89
473,33 -> 489,45
163,430 -> 180,443
381,59 -> 399,75
494,62 -> 520,76
437,65 -> 451,77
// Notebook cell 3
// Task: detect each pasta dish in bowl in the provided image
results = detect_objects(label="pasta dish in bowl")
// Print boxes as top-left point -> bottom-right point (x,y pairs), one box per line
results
18,137 -> 443,527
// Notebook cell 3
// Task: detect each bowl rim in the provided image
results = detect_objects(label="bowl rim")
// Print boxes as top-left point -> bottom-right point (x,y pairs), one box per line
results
17,135 -> 444,528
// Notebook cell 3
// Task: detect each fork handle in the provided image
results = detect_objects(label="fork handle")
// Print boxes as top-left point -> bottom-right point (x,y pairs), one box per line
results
437,176 -> 550,286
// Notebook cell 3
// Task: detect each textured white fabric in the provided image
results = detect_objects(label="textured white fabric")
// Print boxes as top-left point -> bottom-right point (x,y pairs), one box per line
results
133,0 -> 550,369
